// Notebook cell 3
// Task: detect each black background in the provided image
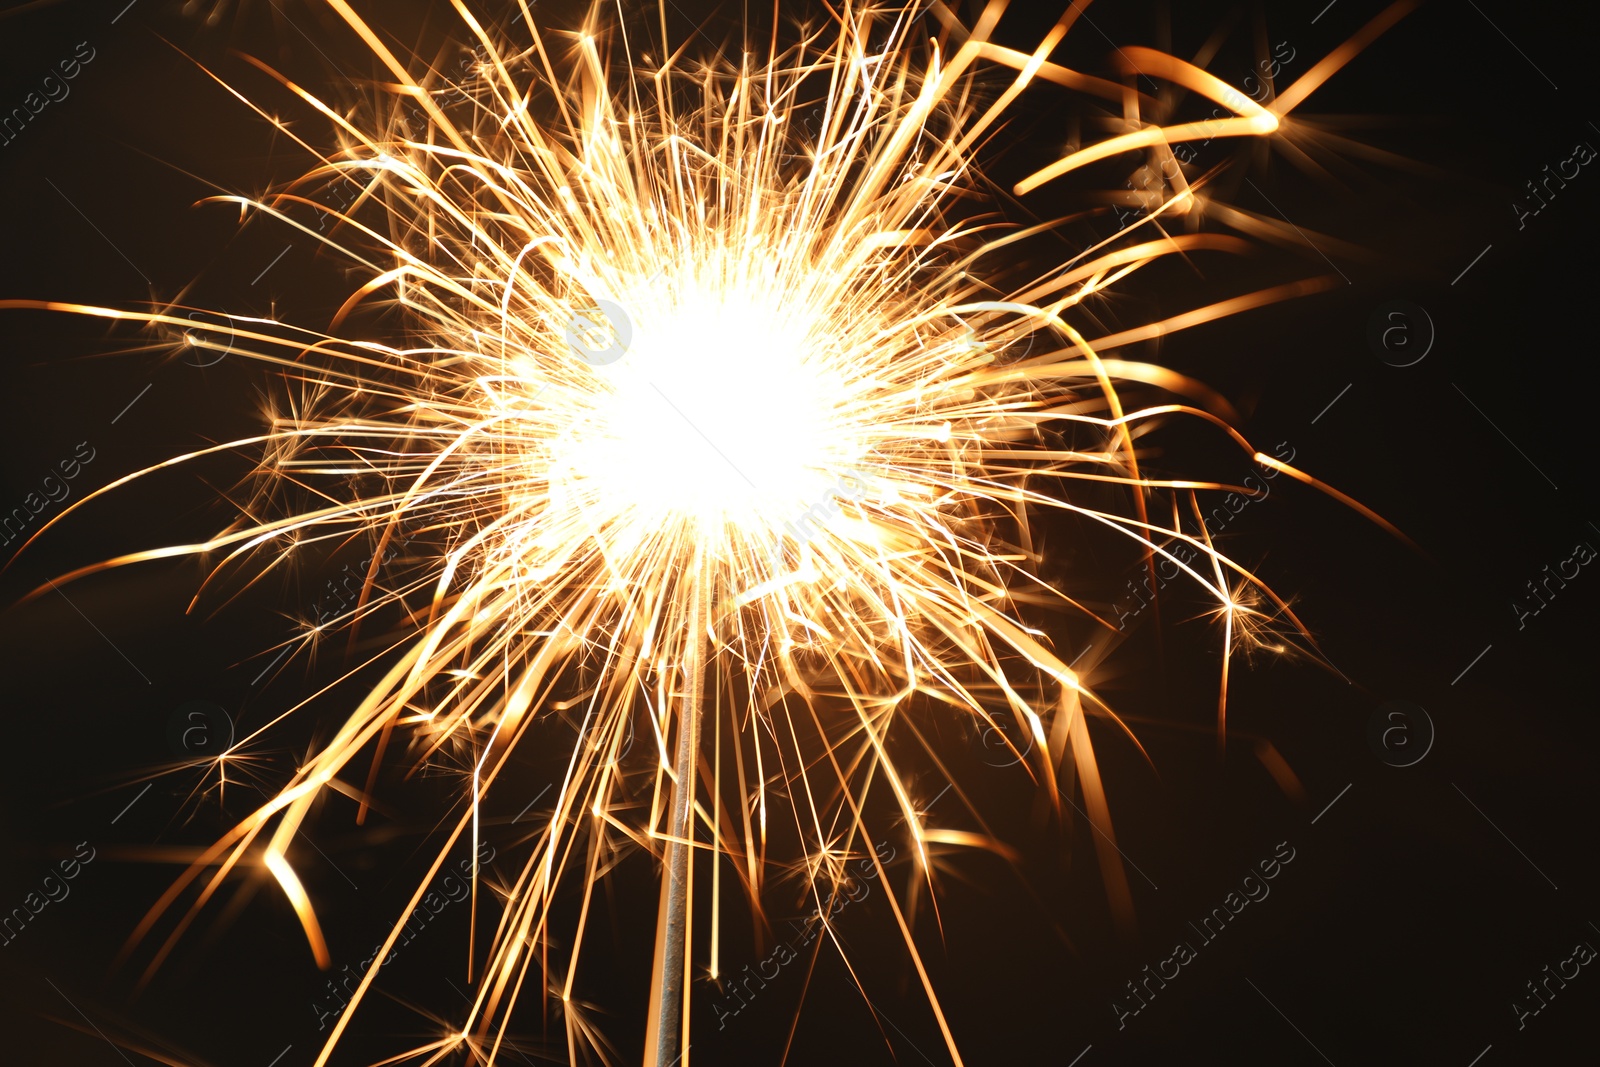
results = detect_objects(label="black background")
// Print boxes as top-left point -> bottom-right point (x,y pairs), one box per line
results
1,1 -> 1597,1065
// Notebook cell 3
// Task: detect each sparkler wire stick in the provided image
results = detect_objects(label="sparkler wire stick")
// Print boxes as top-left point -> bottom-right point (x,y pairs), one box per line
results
649,562 -> 707,1067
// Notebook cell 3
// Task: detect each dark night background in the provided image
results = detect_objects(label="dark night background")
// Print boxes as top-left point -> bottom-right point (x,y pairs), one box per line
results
1,1 -> 1597,1064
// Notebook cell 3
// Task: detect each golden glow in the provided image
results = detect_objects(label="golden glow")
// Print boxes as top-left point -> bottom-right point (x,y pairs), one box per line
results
1,2 -> 1421,1064
549,276 -> 854,527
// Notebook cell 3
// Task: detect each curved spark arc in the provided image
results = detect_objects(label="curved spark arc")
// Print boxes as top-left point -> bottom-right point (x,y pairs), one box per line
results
3,0 -> 1420,1063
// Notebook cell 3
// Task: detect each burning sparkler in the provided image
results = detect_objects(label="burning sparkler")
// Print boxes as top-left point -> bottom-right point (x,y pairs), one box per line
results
5,1 -> 1418,1063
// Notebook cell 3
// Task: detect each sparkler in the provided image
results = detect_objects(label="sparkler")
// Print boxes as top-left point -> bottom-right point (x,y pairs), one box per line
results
5,1 -> 1418,1063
